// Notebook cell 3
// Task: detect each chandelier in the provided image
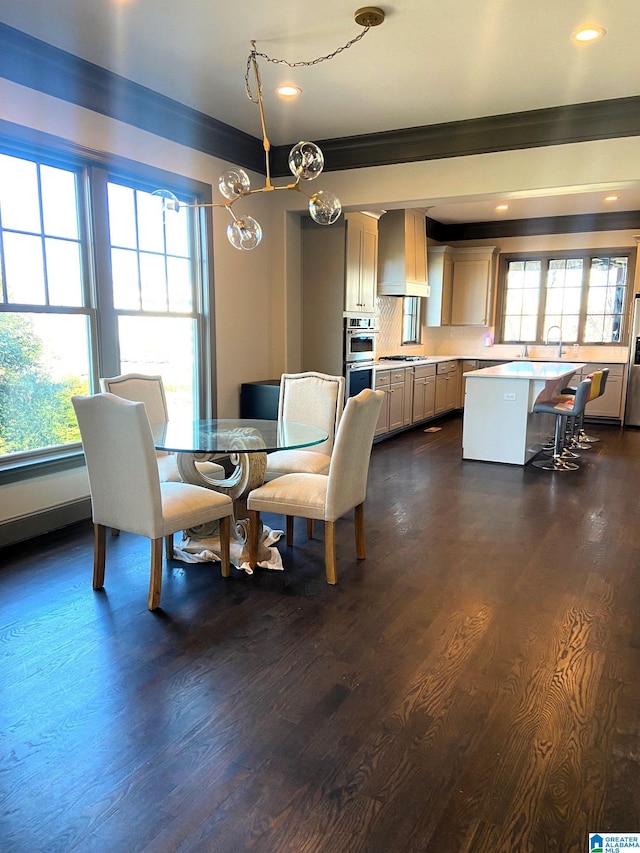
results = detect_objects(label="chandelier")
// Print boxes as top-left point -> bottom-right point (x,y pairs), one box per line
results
154,7 -> 385,250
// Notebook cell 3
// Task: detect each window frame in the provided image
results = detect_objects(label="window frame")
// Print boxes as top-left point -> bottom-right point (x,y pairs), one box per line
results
401,296 -> 422,345
0,123 -> 217,478
496,248 -> 635,346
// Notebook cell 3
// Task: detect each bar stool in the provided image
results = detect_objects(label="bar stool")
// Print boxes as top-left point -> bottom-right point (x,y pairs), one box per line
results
561,368 -> 608,446
532,377 -> 592,471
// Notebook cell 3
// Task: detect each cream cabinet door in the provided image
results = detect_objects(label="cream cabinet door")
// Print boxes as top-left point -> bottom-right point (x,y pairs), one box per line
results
450,258 -> 491,325
344,213 -> 378,314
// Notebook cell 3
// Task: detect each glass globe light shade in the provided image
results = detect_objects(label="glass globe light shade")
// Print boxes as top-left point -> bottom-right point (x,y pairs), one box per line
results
218,168 -> 251,200
152,189 -> 180,212
227,216 -> 262,251
288,141 -> 324,181
308,191 -> 342,226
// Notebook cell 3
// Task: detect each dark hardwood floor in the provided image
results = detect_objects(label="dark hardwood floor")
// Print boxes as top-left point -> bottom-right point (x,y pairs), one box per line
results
2,415 -> 640,852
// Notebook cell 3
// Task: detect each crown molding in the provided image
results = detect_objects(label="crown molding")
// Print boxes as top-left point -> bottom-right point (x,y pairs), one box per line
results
271,96 -> 640,175
427,209 -> 640,242
0,22 -> 264,173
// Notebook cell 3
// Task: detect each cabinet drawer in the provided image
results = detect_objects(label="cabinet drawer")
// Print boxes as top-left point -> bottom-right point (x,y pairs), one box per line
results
414,364 -> 436,379
436,361 -> 457,375
375,370 -> 391,388
390,368 -> 407,383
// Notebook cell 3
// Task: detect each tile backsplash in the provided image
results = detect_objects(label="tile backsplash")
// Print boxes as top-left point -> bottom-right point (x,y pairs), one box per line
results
375,296 -> 627,362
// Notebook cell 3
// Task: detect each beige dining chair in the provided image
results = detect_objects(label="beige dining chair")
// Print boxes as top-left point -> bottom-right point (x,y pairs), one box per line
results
247,387 -> 384,584
100,373 -> 225,482
72,393 -> 233,610
265,371 -> 345,480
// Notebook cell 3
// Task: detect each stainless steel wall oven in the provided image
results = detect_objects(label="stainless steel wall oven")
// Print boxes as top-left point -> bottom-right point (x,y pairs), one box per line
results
344,316 -> 378,363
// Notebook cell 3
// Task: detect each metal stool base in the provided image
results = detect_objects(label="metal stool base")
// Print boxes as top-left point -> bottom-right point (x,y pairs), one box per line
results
532,456 -> 580,471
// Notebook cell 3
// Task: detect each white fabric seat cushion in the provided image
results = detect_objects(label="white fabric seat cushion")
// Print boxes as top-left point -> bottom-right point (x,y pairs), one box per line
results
159,482 -> 232,535
266,449 -> 331,477
248,473 -> 328,520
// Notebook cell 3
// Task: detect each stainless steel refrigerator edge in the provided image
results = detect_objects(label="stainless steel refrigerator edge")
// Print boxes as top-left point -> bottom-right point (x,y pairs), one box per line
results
624,293 -> 640,425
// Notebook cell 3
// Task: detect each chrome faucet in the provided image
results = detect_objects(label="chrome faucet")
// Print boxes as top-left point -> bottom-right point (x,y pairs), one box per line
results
545,325 -> 564,357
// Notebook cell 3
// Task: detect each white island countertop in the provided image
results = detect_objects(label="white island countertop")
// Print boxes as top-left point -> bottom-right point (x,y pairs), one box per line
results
463,361 -> 586,380
462,361 -> 585,465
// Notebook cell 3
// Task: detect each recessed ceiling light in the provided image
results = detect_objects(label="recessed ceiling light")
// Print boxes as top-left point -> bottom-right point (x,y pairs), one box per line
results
495,204 -> 509,212
573,25 -> 606,43
275,85 -> 301,99
604,195 -> 618,202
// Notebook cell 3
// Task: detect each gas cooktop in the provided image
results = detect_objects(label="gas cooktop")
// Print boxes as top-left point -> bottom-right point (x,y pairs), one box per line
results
378,355 -> 426,362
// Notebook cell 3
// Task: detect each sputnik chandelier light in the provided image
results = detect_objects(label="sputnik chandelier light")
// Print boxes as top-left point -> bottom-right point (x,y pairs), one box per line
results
154,7 -> 385,250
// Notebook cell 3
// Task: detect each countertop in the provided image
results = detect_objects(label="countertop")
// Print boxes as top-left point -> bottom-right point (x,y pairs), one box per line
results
371,353 -> 628,369
462,361 -> 585,379
373,356 -> 458,369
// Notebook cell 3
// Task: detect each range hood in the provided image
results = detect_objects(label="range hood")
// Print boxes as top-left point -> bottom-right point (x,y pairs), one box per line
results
377,209 -> 431,298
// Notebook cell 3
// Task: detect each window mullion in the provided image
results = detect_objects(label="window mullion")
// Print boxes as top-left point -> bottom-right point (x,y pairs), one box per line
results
536,258 -> 549,342
88,165 -> 119,380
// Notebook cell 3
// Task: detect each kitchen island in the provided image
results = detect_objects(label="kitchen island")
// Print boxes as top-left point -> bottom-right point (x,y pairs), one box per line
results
462,361 -> 585,465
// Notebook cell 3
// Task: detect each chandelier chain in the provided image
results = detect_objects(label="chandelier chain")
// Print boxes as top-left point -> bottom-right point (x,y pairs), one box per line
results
245,25 -> 371,102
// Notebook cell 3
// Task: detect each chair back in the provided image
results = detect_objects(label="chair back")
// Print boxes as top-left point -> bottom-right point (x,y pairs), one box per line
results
571,377 -> 593,416
100,373 -> 169,423
72,393 -> 164,539
278,371 -> 345,455
585,369 -> 603,402
325,388 -> 384,521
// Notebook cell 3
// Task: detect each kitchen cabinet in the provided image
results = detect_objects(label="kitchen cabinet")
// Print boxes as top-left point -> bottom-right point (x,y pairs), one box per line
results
568,362 -> 625,419
435,361 -> 460,415
344,212 -> 378,314
426,245 -> 453,326
301,214 -> 378,376
374,367 -> 407,436
450,246 -> 498,326
403,368 -> 414,426
412,364 -> 436,423
377,209 -> 430,298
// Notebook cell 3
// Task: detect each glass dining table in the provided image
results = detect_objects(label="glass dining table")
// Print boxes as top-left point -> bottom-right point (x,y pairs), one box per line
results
150,418 -> 328,571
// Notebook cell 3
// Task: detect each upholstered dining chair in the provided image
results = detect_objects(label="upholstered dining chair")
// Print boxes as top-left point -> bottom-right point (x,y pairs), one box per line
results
247,387 -> 384,584
265,371 -> 345,481
100,373 -> 225,482
72,393 -> 233,610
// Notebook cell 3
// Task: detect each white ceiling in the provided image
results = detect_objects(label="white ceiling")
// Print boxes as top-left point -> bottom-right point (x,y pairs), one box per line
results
2,0 -> 640,224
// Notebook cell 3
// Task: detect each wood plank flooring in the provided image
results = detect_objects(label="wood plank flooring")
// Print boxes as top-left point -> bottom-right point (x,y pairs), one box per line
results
2,415 -> 640,852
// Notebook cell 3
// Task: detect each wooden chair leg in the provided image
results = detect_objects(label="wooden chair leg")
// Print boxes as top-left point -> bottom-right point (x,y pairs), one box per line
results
354,503 -> 366,559
324,520 -> 337,585
306,518 -> 314,539
219,515 -> 231,578
165,533 -> 174,562
93,523 -> 106,589
148,537 -> 163,611
286,515 -> 294,547
248,510 -> 260,568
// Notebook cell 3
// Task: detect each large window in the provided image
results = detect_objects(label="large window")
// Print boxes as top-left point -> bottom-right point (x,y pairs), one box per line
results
0,143 -> 212,466
500,251 -> 631,345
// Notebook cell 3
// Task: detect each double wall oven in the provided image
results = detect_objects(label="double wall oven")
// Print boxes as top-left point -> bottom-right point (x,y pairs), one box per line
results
344,316 -> 378,399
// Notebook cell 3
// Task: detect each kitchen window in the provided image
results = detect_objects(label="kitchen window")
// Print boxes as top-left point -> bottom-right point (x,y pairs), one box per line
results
402,296 -> 422,344
498,250 -> 633,345
0,140 -> 213,469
